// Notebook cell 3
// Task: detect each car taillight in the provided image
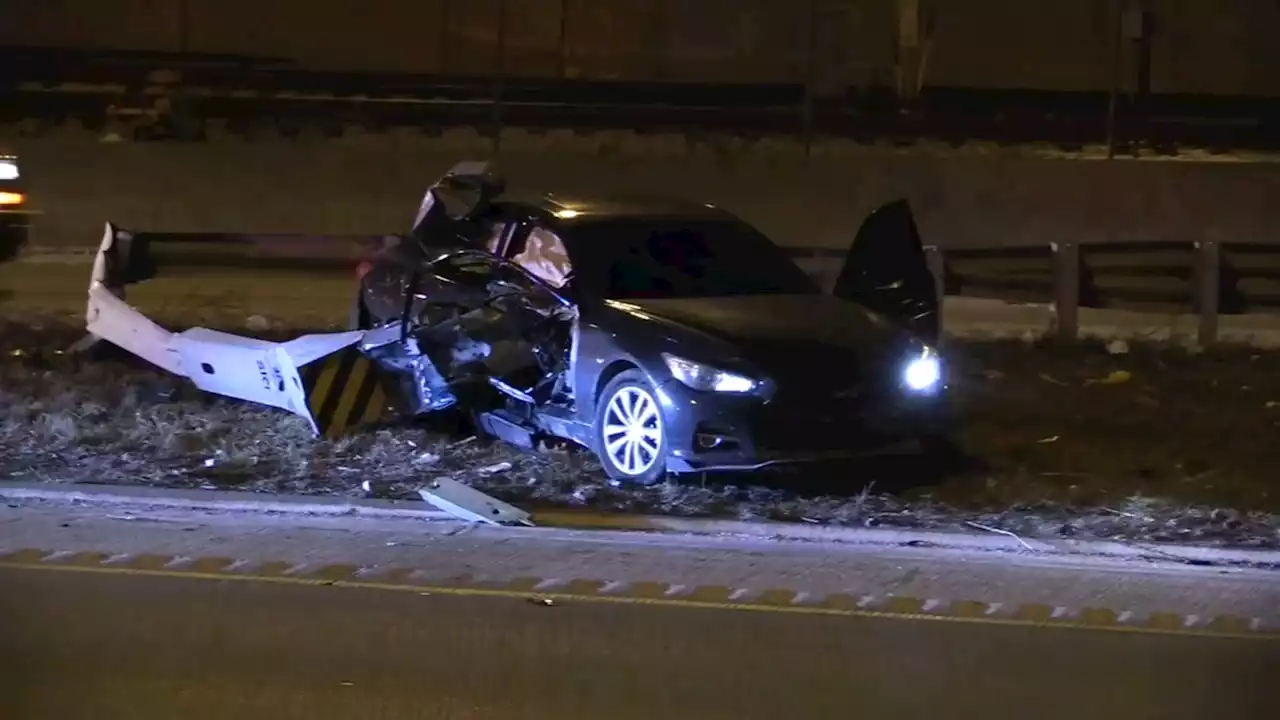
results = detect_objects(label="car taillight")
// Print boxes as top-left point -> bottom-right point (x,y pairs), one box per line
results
0,191 -> 24,206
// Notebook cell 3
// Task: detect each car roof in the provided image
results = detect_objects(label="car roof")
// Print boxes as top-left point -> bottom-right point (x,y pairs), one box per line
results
500,193 -> 736,226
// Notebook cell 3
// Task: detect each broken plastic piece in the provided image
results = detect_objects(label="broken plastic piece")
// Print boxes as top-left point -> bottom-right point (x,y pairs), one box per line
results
417,477 -> 531,525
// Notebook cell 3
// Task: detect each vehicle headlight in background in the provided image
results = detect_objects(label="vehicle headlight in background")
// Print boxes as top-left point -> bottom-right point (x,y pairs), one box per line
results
662,353 -> 757,393
903,347 -> 942,392
0,160 -> 18,181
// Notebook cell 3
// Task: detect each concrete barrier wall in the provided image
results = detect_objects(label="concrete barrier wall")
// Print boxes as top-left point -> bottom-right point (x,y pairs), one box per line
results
8,130 -> 1279,252
4,0 -> 1278,95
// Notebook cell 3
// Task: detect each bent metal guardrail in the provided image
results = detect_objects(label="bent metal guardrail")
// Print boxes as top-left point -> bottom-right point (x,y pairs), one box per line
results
7,230 -> 1279,346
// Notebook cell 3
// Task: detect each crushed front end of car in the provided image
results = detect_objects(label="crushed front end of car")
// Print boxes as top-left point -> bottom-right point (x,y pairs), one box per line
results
76,160 -> 578,447
656,340 -> 954,473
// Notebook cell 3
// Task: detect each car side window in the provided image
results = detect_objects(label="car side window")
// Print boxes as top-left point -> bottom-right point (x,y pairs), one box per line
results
509,225 -> 572,288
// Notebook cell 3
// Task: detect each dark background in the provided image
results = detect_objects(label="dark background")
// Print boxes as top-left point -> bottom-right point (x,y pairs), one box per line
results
1,0 -> 1276,96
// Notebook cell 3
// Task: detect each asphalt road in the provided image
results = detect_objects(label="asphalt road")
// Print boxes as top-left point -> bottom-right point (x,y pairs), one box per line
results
2,563 -> 1277,720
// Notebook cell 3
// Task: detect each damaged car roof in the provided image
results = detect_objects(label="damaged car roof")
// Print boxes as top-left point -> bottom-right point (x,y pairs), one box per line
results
518,193 -> 733,222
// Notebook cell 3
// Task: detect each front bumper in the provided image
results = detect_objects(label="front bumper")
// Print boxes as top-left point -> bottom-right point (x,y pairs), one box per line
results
656,377 -> 954,473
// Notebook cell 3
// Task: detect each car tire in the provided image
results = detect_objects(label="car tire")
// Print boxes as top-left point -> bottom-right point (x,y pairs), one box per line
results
593,369 -> 668,487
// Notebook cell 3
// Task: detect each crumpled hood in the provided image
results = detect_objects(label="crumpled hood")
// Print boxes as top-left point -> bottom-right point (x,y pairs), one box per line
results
620,294 -> 901,346
615,294 -> 920,381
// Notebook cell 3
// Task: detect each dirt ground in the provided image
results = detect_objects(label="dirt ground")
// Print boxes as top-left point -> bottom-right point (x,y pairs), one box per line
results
1,315 -> 1278,549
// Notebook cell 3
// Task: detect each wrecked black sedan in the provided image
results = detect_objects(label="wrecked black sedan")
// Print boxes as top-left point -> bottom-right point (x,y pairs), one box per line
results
84,162 -> 952,486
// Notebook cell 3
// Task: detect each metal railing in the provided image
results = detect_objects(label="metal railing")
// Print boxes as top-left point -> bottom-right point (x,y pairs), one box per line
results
792,241 -> 1280,345
7,227 -> 1276,346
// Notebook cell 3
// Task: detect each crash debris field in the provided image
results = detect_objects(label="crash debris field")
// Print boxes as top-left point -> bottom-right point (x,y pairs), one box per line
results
2,313 -> 1278,549
2,160 -> 1279,549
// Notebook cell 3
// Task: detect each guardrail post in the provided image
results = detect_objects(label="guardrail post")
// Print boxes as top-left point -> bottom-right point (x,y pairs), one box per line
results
924,245 -> 945,330
1194,239 -> 1220,346
1051,241 -> 1079,342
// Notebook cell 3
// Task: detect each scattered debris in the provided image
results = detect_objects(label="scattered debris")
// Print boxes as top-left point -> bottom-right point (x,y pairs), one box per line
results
417,477 -> 531,525
245,315 -> 271,332
1086,369 -> 1132,385
475,462 -> 513,476
413,451 -> 441,466
965,521 -> 1035,551
2,321 -> 1278,549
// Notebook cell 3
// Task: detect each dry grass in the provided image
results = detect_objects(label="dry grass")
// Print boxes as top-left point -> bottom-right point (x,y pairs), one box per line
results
1,315 -> 1278,550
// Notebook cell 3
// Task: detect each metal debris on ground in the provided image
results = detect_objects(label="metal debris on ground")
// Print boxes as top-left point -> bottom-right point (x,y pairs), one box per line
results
417,476 -> 532,526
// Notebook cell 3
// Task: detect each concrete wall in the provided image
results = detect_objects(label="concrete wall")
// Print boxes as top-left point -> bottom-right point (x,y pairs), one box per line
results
925,0 -> 1112,92
3,0 -> 1277,94
1148,0 -> 1280,96
7,131 -> 1278,254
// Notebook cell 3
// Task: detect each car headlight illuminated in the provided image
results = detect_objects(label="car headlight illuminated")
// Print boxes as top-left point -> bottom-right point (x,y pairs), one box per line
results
661,353 -> 757,393
0,160 -> 18,181
903,347 -> 942,392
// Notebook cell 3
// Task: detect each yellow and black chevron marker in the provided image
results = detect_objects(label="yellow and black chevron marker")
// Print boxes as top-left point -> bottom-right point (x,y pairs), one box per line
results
299,346 -> 394,439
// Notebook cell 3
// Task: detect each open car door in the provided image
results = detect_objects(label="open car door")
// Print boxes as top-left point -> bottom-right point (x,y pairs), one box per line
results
831,199 -> 939,345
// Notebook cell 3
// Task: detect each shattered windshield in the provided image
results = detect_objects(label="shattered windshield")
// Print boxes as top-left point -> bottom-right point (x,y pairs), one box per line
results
565,217 -> 820,300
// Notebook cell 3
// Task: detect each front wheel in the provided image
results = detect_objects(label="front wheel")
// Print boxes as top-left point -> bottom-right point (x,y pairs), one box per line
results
593,369 -> 668,486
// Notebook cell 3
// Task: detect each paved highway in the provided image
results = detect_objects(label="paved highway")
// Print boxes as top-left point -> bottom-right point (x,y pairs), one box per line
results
3,563 -> 1278,720
2,498 -> 1279,719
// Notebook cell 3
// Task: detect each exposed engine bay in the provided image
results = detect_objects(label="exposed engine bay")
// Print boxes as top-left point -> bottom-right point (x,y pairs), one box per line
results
359,269 -> 579,420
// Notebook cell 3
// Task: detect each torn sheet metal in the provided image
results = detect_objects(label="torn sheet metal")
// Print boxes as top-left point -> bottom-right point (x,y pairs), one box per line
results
86,275 -> 379,436
418,477 -> 532,526
411,160 -> 505,233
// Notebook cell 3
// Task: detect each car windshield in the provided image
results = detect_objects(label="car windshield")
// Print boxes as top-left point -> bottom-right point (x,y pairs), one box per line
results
564,217 -> 820,300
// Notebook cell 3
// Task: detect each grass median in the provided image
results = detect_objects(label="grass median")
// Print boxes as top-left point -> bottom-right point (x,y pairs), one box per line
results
2,307 -> 1277,550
